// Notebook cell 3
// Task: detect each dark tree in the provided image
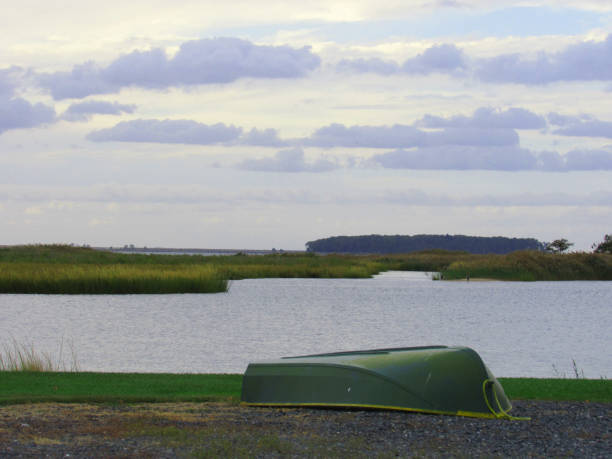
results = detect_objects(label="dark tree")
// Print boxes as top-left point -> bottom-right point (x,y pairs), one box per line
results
592,234 -> 612,254
546,239 -> 573,253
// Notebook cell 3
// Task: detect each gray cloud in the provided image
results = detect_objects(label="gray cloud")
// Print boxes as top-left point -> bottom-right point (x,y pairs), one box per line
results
38,62 -> 119,100
425,127 -> 518,147
39,38 -> 321,100
62,100 -> 136,122
306,122 -> 517,148
551,116 -> 612,138
418,107 -> 546,129
87,119 -> 242,144
476,34 -> 612,84
0,67 -> 21,98
238,128 -> 288,147
373,145 -> 536,171
336,44 -> 466,76
236,147 -> 338,172
564,149 -> 612,170
402,44 -> 467,75
547,112 -> 593,127
306,123 -> 426,148
372,146 -> 612,171
336,35 -> 612,85
0,72 -> 56,134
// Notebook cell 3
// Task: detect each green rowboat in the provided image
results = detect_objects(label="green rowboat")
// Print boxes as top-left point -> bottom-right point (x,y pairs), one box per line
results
242,345 -> 514,418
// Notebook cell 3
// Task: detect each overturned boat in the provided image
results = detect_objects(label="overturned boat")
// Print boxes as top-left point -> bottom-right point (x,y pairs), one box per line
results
242,345 -> 514,418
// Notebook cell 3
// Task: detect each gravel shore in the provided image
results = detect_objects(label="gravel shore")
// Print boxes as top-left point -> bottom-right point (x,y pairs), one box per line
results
0,400 -> 610,457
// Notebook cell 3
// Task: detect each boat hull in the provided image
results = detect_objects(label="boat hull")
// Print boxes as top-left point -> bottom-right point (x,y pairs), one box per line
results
241,346 -> 512,418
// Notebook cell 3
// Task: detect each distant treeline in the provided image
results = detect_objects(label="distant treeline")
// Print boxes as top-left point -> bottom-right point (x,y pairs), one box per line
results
305,234 -> 545,254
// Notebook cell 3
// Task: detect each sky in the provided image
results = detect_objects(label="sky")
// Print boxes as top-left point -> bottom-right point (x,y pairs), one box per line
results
1,1 -> 611,250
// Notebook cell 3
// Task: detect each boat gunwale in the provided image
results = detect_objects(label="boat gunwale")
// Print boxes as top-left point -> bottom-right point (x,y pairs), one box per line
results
280,345 -> 450,359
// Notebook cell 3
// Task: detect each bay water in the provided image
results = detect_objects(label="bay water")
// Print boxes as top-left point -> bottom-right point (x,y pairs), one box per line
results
1,272 -> 610,378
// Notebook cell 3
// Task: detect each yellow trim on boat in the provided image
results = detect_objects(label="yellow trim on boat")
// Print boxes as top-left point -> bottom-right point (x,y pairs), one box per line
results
242,402 -> 503,419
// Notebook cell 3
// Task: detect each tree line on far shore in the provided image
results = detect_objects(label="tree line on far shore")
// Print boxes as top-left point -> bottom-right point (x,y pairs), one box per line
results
305,234 -> 547,254
306,233 -> 612,255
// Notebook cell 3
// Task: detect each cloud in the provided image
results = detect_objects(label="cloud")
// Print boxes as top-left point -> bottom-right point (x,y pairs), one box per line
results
402,44 -> 467,75
373,145 -> 536,171
336,43 -> 466,76
564,149 -> 612,170
38,62 -> 119,100
238,128 -> 288,147
87,119 -> 242,144
306,123 -> 426,148
0,67 -> 56,134
551,115 -> 612,138
372,146 -> 612,171
306,122 -> 517,148
476,33 -> 612,84
418,107 -> 546,129
547,112 -> 593,126
39,38 -> 321,99
336,57 -> 399,75
0,67 -> 21,98
236,147 -> 339,172
61,100 -> 136,122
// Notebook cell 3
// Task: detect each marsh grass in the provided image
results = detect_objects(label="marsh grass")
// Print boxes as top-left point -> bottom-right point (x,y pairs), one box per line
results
0,262 -> 227,294
0,338 -> 79,372
0,245 -> 610,294
441,250 -> 612,281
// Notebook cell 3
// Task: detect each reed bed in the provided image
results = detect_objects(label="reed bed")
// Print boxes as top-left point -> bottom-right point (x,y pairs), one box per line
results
0,245 -> 610,294
0,263 -> 227,294
442,251 -> 612,281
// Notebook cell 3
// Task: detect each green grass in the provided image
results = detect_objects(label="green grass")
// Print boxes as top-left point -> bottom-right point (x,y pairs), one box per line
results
0,372 -> 242,405
0,373 -> 609,405
0,262 -> 227,294
499,378 -> 611,403
442,250 -> 612,281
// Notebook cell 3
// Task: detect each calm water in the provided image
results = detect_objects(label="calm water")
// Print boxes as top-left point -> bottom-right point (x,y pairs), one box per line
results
1,272 -> 610,378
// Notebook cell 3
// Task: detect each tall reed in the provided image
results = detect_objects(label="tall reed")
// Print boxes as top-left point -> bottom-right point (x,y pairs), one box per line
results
0,338 -> 79,372
0,263 -> 228,294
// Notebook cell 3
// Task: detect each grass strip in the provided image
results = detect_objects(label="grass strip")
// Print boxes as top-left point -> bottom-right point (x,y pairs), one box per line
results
499,377 -> 612,403
1,372 -> 609,405
0,372 -> 242,405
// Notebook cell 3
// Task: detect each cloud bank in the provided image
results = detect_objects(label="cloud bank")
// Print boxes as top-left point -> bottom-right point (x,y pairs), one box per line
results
337,44 -> 466,76
1,67 -> 55,135
417,107 -> 546,129
236,147 -> 339,172
87,119 -> 242,144
39,38 -> 321,99
372,146 -> 612,171
306,123 -> 518,148
62,100 -> 136,122
337,34 -> 612,85
549,113 -> 612,138
475,34 -> 612,84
